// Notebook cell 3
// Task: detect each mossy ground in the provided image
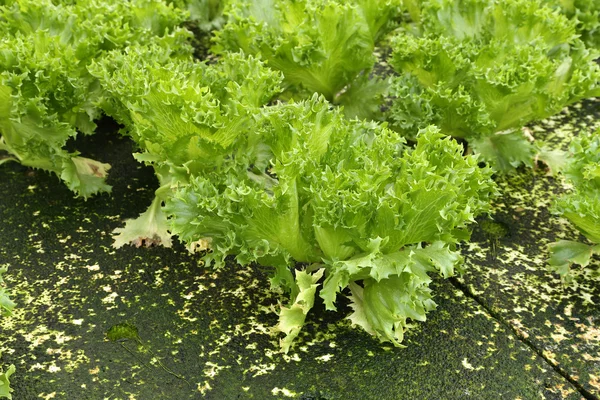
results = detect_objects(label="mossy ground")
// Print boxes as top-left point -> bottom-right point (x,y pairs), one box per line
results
0,100 -> 598,399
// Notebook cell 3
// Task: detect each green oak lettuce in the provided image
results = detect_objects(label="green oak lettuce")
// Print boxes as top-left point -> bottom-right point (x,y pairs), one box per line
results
212,0 -> 402,119
548,129 -> 600,281
0,0 -> 191,198
164,97 -> 497,351
388,0 -> 600,172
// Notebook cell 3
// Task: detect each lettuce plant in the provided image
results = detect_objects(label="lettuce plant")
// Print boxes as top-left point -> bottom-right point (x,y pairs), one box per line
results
388,0 -> 600,172
0,0 -> 191,198
163,96 -> 497,351
212,0 -> 402,119
548,129 -> 600,281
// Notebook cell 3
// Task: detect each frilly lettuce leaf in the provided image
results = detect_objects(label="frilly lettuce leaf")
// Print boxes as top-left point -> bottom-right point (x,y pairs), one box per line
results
112,195 -> 173,249
555,130 -> 600,243
60,157 -> 112,199
347,274 -> 435,346
168,0 -> 226,31
276,268 -> 324,353
470,131 -> 536,172
548,240 -> 600,282
388,0 -> 600,172
337,241 -> 458,346
336,74 -> 391,121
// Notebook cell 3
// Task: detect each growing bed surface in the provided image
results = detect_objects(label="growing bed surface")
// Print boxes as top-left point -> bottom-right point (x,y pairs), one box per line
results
1,100 -> 599,399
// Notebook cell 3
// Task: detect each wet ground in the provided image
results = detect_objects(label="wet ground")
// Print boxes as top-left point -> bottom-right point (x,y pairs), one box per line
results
0,100 -> 599,399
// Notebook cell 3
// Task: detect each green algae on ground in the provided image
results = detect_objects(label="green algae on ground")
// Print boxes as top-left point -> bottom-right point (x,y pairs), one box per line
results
106,322 -> 141,343
479,219 -> 510,241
